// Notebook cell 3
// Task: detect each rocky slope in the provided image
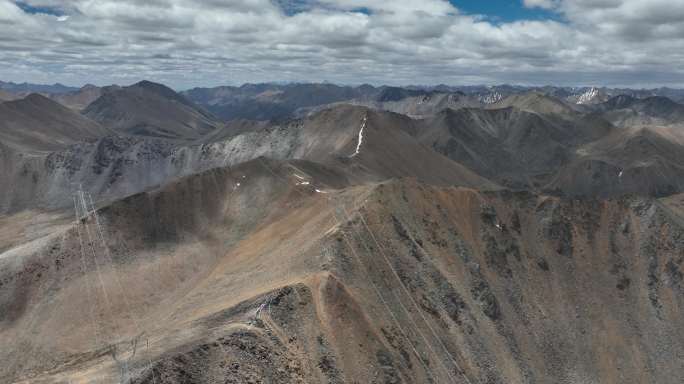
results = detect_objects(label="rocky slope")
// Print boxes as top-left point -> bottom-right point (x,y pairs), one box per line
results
0,90 -> 19,102
0,105 -> 493,214
550,127 -> 684,197
182,83 -> 379,121
595,95 -> 684,127
0,94 -> 109,152
1,166 -> 682,383
2,80 -> 684,384
412,106 -> 614,190
350,91 -> 483,118
49,85 -> 106,111
84,81 -> 221,140
489,92 -> 579,116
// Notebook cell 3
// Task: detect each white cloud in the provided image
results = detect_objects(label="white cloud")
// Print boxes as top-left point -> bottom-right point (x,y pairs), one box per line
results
0,0 -> 682,88
523,0 -> 558,9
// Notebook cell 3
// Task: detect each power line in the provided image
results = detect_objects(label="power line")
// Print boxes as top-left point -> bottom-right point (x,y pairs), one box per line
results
338,202 -> 460,383
256,158 -> 441,382
352,206 -> 475,384
332,206 -> 439,383
84,190 -> 159,384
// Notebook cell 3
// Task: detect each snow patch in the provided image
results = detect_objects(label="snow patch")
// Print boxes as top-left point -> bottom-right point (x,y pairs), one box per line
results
350,115 -> 367,157
479,92 -> 503,104
577,87 -> 601,105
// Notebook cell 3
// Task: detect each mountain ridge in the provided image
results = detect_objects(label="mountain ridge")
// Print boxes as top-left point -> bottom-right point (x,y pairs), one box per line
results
83,81 -> 222,140
2,78 -> 684,384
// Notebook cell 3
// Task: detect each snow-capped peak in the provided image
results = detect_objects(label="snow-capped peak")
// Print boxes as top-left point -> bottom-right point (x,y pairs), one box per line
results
576,87 -> 602,105
479,92 -> 503,104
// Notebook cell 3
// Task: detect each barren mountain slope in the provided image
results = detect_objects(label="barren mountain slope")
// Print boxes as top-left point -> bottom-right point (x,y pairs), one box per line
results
350,92 -> 483,118
0,90 -> 19,102
1,162 -> 682,383
83,81 -> 221,140
2,81 -> 684,384
0,94 -> 109,152
0,105 -> 494,214
550,126 -> 684,197
596,95 -> 684,127
415,107 -> 614,190
182,83 -> 378,121
411,102 -> 684,198
489,92 -> 579,116
49,85 -> 105,111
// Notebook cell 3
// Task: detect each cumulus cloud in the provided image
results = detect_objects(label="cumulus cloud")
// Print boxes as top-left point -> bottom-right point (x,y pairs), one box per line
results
0,0 -> 682,88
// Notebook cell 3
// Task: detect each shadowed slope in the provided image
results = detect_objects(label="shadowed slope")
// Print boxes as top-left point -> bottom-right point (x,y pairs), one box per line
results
415,107 -> 614,190
0,94 -> 109,152
84,81 -> 221,140
596,95 -> 684,127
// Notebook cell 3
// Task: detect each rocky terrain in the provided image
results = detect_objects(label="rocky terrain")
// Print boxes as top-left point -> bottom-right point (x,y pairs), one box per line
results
49,85 -> 107,112
1,80 -> 684,383
594,95 -> 684,128
83,82 -> 221,141
181,83 -> 379,122
0,94 -> 109,152
179,83 -> 684,122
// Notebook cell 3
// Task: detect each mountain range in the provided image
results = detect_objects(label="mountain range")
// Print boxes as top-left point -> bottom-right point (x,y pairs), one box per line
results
1,79 -> 683,383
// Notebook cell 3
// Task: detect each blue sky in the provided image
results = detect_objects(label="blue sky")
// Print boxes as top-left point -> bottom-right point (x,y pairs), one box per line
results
451,0 -> 560,22
273,1 -> 563,22
13,1 -> 65,16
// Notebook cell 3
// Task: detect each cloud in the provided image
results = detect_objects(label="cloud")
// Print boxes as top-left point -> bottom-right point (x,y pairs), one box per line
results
0,0 -> 682,88
523,0 -> 558,9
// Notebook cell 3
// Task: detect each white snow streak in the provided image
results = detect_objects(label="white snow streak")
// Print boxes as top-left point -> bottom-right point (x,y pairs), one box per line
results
351,115 -> 367,157
577,87 -> 600,104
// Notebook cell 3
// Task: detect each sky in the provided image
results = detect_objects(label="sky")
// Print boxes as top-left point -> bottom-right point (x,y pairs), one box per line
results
0,0 -> 683,89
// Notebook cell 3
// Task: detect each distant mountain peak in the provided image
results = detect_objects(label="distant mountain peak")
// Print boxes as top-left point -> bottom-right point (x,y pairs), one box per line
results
22,92 -> 53,103
0,81 -> 78,94
8,93 -> 71,111
607,94 -> 637,106
569,87 -> 608,105
83,80 -> 219,140
479,91 -> 503,104
0,91 -> 108,151
492,91 -> 575,115
133,80 -> 168,89
131,80 -> 178,95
